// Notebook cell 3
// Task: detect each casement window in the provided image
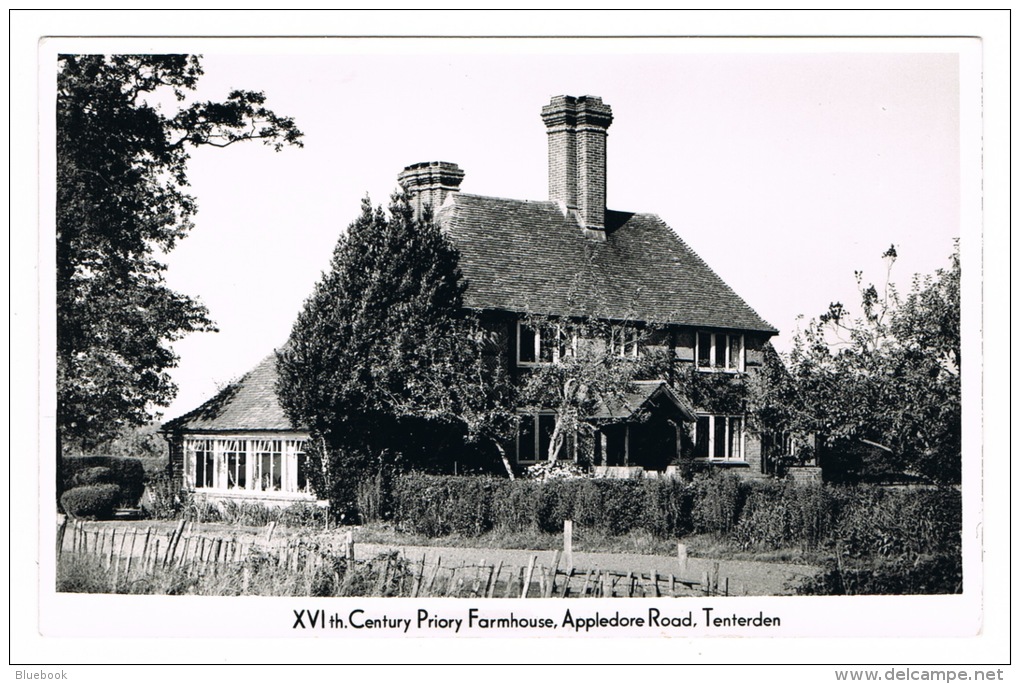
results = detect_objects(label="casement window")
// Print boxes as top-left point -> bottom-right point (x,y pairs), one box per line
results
610,325 -> 640,358
184,437 -> 309,494
517,322 -> 574,365
694,415 -> 745,461
516,413 -> 572,464
696,332 -> 744,372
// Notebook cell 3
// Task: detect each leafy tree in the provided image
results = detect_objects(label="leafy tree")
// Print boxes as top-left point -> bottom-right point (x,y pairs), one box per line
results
516,317 -> 663,464
57,54 -> 303,455
276,196 -> 516,515
774,245 -> 961,483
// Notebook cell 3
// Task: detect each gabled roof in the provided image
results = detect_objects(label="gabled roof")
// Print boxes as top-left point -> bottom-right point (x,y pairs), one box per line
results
161,353 -> 303,434
593,380 -> 697,423
439,193 -> 777,334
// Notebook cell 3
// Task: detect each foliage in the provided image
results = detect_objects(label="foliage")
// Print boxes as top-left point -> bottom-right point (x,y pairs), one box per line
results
797,553 -> 962,595
73,467 -> 114,487
60,484 -> 122,519
57,54 -> 302,453
760,245 -> 961,484
62,456 -> 146,507
139,471 -> 186,520
516,315 -> 665,463
388,472 -> 960,590
524,461 -> 588,481
277,196 -> 515,516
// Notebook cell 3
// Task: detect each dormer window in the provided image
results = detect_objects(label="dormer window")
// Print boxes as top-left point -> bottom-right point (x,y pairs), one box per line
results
696,332 -> 744,373
517,322 -> 574,366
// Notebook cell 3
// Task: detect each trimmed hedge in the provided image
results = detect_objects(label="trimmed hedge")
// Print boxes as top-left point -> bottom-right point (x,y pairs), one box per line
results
60,484 -> 121,519
390,472 -> 961,559
62,456 -> 146,508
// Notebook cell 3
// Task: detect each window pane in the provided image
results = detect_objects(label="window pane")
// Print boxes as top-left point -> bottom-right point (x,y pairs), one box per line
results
557,328 -> 572,360
539,326 -> 556,362
729,417 -> 743,460
519,325 -> 536,363
698,332 -> 712,367
195,447 -> 205,488
518,415 -> 536,462
714,416 -> 727,459
716,335 -> 728,369
272,455 -> 282,491
539,414 -> 556,460
729,335 -> 743,370
295,442 -> 308,491
695,417 -> 710,458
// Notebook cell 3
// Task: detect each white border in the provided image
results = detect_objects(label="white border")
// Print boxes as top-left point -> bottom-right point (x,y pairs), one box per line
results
11,9 -> 1009,672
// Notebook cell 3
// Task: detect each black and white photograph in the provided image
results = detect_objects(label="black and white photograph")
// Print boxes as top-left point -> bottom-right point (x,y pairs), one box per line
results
12,10 -> 1009,675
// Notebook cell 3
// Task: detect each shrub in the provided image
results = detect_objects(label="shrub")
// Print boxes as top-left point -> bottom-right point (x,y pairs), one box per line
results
62,456 -> 146,507
280,502 -> 327,528
60,484 -> 121,519
644,478 -> 696,539
491,479 -> 539,533
797,553 -> 962,595
596,480 -> 649,536
74,466 -> 114,487
140,471 -> 185,520
691,473 -> 747,536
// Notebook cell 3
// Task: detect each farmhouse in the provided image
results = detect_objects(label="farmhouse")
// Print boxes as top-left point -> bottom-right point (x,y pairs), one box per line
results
161,94 -> 814,503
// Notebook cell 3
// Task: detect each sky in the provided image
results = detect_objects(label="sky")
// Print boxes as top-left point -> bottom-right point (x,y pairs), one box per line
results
59,39 -> 972,421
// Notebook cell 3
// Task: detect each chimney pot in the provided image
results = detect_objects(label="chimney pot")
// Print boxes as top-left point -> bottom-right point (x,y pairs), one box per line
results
397,161 -> 465,221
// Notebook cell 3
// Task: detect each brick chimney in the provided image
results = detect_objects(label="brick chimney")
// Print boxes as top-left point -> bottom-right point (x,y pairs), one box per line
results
541,95 -> 613,237
397,161 -> 465,222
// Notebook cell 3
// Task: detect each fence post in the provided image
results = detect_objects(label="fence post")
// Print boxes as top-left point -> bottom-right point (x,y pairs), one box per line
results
344,530 -> 355,562
56,519 -> 67,559
677,542 -> 688,579
563,520 -> 573,572
521,556 -> 537,599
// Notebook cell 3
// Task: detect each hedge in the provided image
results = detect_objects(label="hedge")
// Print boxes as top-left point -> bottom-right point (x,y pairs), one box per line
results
389,472 -> 961,558
61,456 -> 145,508
60,484 -> 121,519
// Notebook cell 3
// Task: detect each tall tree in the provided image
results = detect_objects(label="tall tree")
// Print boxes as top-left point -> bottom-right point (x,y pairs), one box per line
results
769,245 -> 961,483
276,196 -> 513,514
57,54 -> 303,453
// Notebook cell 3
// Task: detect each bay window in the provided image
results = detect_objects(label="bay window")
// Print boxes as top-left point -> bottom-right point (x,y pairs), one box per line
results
184,437 -> 309,495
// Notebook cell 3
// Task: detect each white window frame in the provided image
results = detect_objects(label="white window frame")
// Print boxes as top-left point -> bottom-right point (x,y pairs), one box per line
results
183,436 -> 309,495
610,325 -> 640,359
515,412 -> 572,464
694,414 -> 746,462
695,332 -> 745,373
516,321 -> 576,366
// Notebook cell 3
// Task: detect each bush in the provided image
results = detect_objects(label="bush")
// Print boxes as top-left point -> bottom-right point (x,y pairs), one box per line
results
62,456 -> 146,507
74,466 -> 114,487
692,473 -> 748,536
797,553 -> 962,595
60,484 -> 121,519
140,471 -> 186,520
280,502 -> 328,528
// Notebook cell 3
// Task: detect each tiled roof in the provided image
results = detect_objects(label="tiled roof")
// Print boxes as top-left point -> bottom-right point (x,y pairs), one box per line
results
593,380 -> 697,422
161,353 -> 303,433
439,194 -> 777,334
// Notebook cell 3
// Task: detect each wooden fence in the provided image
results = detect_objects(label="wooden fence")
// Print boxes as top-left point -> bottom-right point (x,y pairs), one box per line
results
56,519 -> 733,597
